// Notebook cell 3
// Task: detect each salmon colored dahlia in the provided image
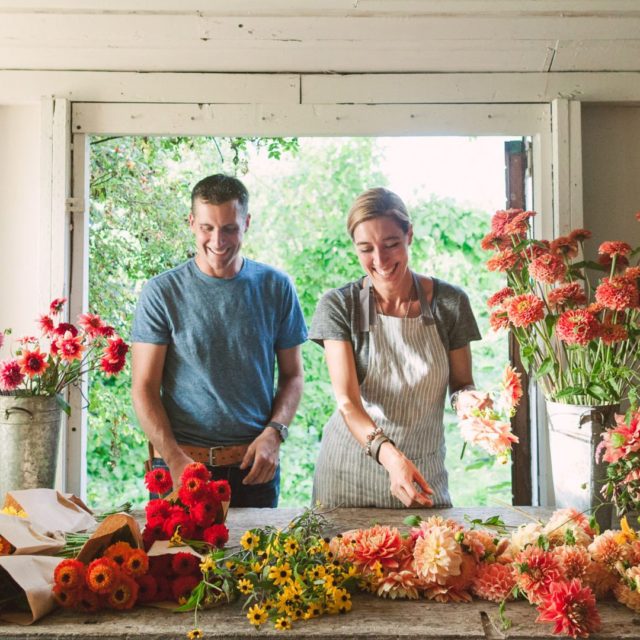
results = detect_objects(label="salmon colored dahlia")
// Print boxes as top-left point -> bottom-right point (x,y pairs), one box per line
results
614,582 -> 640,613
583,560 -> 618,599
471,562 -> 516,602
552,545 -> 591,581
491,208 -> 524,235
514,546 -> 563,604
487,287 -> 515,308
412,524 -> 463,585
499,364 -> 523,413
489,310 -> 509,331
536,579 -> 601,638
505,294 -> 545,328
349,525 -> 404,572
375,570 -> 421,600
543,508 -> 595,547
588,531 -> 628,567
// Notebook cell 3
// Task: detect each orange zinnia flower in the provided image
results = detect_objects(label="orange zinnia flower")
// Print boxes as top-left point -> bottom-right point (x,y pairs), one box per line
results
107,574 -> 139,610
86,557 -> 120,594
53,584 -> 81,608
556,309 -> 599,346
505,294 -> 545,328
595,276 -> 639,311
124,548 -> 149,578
104,541 -> 133,567
54,558 -> 85,590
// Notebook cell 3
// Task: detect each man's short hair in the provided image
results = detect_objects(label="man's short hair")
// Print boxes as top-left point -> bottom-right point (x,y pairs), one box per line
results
191,174 -> 249,218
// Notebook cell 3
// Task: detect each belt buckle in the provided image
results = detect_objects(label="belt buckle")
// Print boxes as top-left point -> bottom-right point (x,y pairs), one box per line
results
208,446 -> 224,467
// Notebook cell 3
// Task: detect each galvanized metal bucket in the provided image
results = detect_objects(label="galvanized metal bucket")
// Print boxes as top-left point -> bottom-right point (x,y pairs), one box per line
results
0,395 -> 62,496
546,401 -> 617,530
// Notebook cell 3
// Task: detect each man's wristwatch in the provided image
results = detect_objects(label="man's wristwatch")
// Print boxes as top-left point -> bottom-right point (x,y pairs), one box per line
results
266,420 -> 289,442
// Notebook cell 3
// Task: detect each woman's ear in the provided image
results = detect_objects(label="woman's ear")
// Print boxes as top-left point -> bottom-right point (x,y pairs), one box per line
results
407,224 -> 414,245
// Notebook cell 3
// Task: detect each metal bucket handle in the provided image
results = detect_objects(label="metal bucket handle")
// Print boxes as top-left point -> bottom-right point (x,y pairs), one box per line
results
578,408 -> 605,428
4,406 -> 34,421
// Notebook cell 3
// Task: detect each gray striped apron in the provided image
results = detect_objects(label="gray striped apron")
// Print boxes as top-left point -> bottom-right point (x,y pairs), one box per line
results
312,273 -> 452,508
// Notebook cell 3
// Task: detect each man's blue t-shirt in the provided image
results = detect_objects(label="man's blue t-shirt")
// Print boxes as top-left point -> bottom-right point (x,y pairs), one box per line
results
131,258 -> 308,447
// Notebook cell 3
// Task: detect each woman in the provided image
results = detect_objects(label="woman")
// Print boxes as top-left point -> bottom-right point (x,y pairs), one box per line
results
310,188 -> 483,508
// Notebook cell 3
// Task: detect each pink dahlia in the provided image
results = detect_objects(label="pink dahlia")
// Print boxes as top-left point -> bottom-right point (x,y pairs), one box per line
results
459,415 -> 519,457
547,282 -> 587,310
555,309 -> 598,346
376,570 -> 421,599
595,276 -> 639,311
536,579 -> 601,638
471,562 -> 516,602
499,364 -> 523,413
505,294 -> 545,328
56,331 -> 84,362
0,359 -> 24,391
529,253 -> 567,284
38,314 -> 55,336
77,313 -> 106,338
18,348 -> 49,378
49,297 -> 67,315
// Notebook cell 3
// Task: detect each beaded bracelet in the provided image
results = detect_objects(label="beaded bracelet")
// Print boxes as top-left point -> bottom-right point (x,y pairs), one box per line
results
364,426 -> 384,457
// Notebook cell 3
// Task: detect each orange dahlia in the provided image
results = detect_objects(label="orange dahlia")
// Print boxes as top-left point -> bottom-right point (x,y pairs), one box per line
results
552,545 -> 591,581
54,558 -> 85,590
588,531 -> 628,568
471,562 -> 516,602
506,294 -> 545,328
583,560 -> 618,599
487,287 -> 515,308
536,579 -> 601,638
18,348 -> 49,377
491,209 -> 524,235
489,310 -> 509,331
614,582 -> 640,613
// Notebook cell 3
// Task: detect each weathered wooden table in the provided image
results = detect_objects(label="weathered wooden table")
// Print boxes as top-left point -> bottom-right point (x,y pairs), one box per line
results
0,507 -> 638,639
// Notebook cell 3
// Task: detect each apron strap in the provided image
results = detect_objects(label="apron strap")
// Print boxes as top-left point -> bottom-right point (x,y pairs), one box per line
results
412,272 -> 436,325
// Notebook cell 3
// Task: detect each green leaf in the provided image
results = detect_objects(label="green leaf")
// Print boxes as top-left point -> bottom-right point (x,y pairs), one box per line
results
55,394 -> 71,416
536,357 -> 554,378
403,515 -> 422,526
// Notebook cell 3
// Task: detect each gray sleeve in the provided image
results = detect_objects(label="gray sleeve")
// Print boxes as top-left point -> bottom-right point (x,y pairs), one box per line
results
131,280 -> 171,344
309,289 -> 351,346
447,287 -> 482,351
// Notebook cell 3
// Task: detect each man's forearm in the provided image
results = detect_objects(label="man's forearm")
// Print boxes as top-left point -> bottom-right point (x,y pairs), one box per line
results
269,372 -> 303,426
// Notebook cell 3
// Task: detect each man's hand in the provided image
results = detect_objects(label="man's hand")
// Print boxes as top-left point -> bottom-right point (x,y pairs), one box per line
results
240,428 -> 281,485
165,449 -> 194,491
378,443 -> 434,508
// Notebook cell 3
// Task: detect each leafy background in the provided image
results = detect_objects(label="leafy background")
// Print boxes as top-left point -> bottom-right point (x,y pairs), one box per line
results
87,136 -> 510,509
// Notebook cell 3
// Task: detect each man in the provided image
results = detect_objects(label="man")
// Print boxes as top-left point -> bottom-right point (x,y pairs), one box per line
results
131,174 -> 307,507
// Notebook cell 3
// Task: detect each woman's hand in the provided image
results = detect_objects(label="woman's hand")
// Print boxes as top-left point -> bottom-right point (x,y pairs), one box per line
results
378,443 -> 434,507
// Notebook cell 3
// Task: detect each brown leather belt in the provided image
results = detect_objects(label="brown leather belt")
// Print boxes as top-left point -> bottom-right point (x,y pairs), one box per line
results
153,443 -> 250,467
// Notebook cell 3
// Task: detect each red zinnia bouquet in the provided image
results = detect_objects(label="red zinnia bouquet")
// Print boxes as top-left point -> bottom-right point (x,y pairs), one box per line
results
0,297 -> 128,410
483,210 -> 639,407
142,463 -> 230,551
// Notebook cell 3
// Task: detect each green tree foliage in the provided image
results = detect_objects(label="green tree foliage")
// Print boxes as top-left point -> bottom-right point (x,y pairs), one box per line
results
87,136 -> 510,509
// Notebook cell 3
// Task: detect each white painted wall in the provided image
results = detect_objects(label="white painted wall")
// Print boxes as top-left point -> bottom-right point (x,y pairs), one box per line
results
582,105 -> 640,255
0,105 -> 41,340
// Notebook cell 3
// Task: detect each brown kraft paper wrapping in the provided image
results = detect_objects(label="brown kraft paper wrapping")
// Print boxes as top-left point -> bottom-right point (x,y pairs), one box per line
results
76,513 -> 143,564
0,513 -> 64,555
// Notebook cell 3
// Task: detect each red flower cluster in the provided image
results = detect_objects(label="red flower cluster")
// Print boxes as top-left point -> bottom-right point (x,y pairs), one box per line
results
141,552 -> 203,605
142,463 -> 230,551
0,298 -> 129,394
53,542 -> 148,611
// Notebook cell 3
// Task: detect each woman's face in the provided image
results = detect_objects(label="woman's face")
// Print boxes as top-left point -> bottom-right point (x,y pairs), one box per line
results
352,216 -> 413,290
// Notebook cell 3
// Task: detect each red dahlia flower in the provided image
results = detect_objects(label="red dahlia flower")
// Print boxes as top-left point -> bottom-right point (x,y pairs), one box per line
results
0,359 -> 24,390
514,546 -> 563,604
49,297 -> 67,315
144,468 -> 173,495
77,312 -> 106,338
38,314 -> 55,335
536,579 -> 601,638
100,355 -> 126,376
136,574 -> 158,603
211,479 -> 231,502
203,523 -> 229,548
181,462 -> 211,482
556,309 -> 599,346
104,337 -> 129,362
145,498 -> 171,520
171,575 -> 199,603
18,348 -> 49,378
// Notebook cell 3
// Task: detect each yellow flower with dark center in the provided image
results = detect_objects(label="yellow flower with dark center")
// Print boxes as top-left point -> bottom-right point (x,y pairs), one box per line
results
247,604 -> 268,627
274,617 -> 292,631
304,602 -> 322,619
268,562 -> 292,586
275,593 -> 294,615
307,565 -> 326,581
225,560 -> 236,571
199,556 -> 216,573
240,531 -> 258,551
234,564 -> 247,578
186,629 -> 203,639
251,560 -> 265,573
283,537 -> 299,555
341,565 -> 358,579
291,606 -> 305,620
323,574 -> 335,589
237,578 -> 254,595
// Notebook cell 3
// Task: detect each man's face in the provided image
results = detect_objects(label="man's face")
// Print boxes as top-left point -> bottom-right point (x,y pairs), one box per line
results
189,198 -> 250,279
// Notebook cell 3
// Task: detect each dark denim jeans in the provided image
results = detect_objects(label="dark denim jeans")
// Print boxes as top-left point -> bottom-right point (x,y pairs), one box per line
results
150,458 -> 280,508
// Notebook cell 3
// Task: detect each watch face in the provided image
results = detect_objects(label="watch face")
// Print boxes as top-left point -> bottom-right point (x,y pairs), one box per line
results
280,425 -> 289,441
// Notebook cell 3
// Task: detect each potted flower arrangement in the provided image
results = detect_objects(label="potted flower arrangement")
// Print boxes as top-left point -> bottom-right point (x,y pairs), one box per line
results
481,209 -> 640,521
0,298 -> 128,493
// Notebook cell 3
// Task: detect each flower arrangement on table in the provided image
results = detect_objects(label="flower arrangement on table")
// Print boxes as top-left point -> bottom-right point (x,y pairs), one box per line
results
0,297 -> 129,412
481,209 -> 640,514
331,509 -> 640,638
182,508 -> 358,635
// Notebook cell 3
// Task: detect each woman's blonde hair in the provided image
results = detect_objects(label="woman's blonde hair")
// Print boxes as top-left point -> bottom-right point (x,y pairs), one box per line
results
346,188 -> 411,238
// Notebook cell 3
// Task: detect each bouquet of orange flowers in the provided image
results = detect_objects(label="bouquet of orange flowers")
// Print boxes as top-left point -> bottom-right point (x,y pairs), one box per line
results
0,297 -> 128,412
482,209 -> 640,406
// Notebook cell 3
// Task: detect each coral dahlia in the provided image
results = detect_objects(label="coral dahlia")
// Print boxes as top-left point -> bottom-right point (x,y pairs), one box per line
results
471,562 -> 516,602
